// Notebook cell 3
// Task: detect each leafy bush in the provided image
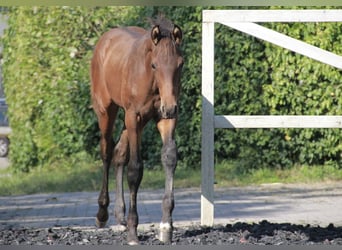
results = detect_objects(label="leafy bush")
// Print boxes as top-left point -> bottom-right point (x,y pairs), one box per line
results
2,7 -> 142,171
2,6 -> 341,173
262,19 -> 342,167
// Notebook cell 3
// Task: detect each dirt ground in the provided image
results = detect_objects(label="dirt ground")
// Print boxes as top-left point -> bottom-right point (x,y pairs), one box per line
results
1,182 -> 342,245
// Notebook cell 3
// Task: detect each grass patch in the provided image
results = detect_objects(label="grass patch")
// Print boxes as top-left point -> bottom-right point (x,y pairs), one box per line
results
0,155 -> 201,196
215,160 -> 342,186
0,157 -> 103,196
1,158 -> 342,196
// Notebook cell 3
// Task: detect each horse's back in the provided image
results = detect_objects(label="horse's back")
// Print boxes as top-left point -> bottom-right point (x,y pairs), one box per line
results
92,26 -> 146,67
91,26 -> 147,112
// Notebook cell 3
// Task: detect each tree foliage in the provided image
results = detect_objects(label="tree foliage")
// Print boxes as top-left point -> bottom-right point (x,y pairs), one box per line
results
2,6 -> 341,172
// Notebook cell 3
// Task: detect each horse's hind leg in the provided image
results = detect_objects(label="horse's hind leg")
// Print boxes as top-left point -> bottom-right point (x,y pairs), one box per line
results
113,127 -> 129,228
95,103 -> 118,228
157,118 -> 177,243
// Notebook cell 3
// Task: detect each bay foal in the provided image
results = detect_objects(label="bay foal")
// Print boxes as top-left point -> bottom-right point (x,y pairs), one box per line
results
90,17 -> 183,245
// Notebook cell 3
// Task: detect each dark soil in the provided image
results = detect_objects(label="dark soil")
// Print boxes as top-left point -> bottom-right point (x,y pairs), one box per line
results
1,220 -> 342,245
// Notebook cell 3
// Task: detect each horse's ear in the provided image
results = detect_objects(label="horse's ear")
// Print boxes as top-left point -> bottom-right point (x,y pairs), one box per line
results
151,25 -> 161,45
173,25 -> 182,45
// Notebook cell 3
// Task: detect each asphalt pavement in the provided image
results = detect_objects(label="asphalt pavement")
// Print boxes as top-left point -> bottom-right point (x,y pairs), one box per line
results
1,182 -> 342,231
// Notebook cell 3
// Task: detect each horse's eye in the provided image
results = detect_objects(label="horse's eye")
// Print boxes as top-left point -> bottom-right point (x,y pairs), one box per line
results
178,58 -> 184,68
151,63 -> 157,70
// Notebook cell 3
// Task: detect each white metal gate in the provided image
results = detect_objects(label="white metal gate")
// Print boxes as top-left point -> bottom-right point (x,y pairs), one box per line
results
201,9 -> 342,226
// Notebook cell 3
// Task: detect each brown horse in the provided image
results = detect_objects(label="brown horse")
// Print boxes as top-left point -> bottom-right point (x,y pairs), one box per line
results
90,17 -> 183,245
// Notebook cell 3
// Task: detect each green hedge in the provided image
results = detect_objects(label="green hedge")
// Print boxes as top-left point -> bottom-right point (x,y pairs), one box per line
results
212,8 -> 342,169
2,6 -> 341,172
2,7 -> 143,171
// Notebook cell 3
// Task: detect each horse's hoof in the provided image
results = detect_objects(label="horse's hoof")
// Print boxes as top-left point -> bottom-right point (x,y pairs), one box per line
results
158,222 -> 172,243
127,229 -> 139,245
158,230 -> 172,243
115,218 -> 127,229
127,235 -> 139,245
127,240 -> 139,246
110,224 -> 127,232
95,217 -> 107,228
118,224 -> 127,231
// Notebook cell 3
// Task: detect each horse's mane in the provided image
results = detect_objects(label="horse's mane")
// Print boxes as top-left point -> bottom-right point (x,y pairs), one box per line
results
149,15 -> 175,38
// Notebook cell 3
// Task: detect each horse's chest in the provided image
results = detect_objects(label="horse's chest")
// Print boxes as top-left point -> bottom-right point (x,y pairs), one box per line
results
122,84 -> 159,116
137,94 -> 160,118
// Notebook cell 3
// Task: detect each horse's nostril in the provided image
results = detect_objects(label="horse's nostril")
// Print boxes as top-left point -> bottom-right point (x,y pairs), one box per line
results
173,105 -> 178,114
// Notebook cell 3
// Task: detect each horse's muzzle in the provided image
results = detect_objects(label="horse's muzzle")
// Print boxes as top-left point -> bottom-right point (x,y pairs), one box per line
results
161,105 -> 178,119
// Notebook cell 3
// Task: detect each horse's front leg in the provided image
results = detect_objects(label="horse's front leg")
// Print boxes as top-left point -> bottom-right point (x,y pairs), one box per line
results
157,118 -> 177,243
125,112 -> 144,245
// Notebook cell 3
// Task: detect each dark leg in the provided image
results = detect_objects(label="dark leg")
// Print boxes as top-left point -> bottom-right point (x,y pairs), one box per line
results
157,118 -> 177,243
113,128 -> 129,228
125,112 -> 144,245
95,104 -> 118,228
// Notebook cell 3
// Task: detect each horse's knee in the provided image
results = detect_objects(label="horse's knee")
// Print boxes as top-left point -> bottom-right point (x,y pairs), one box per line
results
100,137 -> 114,163
113,129 -> 129,165
127,161 -> 143,188
113,145 -> 128,166
161,140 -> 177,168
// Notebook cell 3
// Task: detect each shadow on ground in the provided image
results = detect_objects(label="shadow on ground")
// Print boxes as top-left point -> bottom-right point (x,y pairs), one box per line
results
180,220 -> 342,245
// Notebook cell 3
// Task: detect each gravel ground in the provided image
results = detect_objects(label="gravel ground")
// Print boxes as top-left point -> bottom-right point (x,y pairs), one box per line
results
2,183 -> 342,245
1,220 -> 342,245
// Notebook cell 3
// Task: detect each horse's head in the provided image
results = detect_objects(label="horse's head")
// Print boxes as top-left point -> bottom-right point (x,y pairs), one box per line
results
150,19 -> 183,119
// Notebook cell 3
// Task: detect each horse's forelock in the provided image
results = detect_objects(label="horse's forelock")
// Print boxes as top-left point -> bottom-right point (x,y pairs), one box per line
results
150,15 -> 174,38
155,38 -> 178,57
